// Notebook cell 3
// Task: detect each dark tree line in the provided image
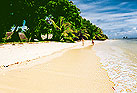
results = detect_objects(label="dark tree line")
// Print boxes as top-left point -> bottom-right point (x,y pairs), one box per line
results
0,0 -> 108,43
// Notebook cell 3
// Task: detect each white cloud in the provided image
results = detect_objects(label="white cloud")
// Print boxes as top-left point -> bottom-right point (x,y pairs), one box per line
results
119,2 -> 128,6
77,4 -> 96,10
133,27 -> 136,30
72,0 -> 137,38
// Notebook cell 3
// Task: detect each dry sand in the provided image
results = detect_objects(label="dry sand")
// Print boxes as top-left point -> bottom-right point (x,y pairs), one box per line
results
0,40 -> 98,66
0,46 -> 114,93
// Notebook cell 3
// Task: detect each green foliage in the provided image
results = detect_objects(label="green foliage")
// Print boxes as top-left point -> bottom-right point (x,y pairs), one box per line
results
0,0 -> 108,43
81,18 -> 108,40
49,16 -> 76,42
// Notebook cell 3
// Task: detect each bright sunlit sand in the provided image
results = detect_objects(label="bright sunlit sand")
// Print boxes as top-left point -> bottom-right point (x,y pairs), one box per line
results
0,40 -> 103,66
0,41 -> 114,93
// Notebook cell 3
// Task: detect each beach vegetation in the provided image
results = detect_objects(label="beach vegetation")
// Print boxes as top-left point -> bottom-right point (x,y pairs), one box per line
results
0,0 -> 108,43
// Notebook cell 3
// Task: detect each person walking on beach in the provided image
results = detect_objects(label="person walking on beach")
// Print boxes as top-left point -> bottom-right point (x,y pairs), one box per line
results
82,38 -> 84,46
92,39 -> 94,45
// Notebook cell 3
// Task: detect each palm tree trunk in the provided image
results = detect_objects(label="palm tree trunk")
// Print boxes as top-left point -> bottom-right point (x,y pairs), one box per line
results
47,32 -> 48,40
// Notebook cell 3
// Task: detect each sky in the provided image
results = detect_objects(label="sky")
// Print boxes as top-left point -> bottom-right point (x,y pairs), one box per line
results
71,0 -> 137,38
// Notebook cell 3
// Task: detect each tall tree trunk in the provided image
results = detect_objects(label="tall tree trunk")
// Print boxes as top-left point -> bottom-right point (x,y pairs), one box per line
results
29,26 -> 35,42
37,33 -> 42,41
47,32 -> 48,40
30,32 -> 35,42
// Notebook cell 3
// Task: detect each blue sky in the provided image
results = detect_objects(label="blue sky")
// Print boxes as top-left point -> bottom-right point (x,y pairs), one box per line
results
71,0 -> 137,38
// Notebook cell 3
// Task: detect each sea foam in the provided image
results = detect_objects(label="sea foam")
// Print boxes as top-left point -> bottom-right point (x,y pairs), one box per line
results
93,40 -> 137,92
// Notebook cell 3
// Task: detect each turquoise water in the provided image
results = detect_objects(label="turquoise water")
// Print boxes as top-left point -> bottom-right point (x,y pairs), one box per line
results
93,40 -> 137,92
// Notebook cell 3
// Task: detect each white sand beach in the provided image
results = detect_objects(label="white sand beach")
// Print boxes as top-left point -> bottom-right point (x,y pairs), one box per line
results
0,40 -> 103,66
0,40 -> 114,93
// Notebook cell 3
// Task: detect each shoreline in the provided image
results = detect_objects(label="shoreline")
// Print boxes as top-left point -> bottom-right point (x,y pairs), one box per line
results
93,39 -> 137,92
0,43 -> 114,93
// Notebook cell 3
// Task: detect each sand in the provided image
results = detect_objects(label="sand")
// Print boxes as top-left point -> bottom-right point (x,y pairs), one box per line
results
0,40 -> 103,66
0,41 -> 95,66
0,42 -> 76,66
0,45 -> 114,93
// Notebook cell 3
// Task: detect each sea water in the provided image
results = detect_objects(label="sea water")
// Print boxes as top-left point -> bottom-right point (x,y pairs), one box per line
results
93,39 -> 137,92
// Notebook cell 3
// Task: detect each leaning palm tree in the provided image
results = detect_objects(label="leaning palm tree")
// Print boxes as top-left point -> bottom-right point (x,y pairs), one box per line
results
47,16 -> 76,42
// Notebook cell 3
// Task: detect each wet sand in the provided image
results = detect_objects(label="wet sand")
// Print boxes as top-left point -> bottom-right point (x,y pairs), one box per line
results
0,46 -> 114,93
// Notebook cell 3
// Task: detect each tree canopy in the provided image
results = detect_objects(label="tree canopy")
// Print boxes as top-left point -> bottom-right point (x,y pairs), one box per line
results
0,0 -> 108,42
